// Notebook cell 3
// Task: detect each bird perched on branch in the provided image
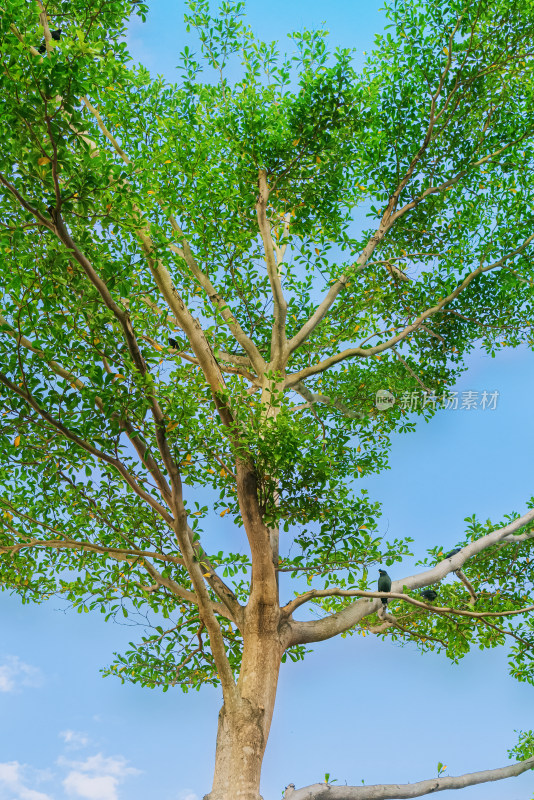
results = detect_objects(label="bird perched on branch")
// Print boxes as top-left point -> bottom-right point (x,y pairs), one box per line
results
420,589 -> 438,602
378,569 -> 391,607
38,29 -> 61,53
168,337 -> 179,349
444,547 -> 461,559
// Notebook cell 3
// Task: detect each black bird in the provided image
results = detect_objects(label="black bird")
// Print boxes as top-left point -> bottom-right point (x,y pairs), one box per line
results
38,29 -> 61,53
168,337 -> 179,349
420,589 -> 438,602
378,569 -> 392,607
444,547 -> 461,559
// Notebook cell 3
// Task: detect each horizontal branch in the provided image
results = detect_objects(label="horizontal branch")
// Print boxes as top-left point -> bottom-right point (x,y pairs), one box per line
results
282,587 -> 534,620
284,756 -> 534,799
286,505 -> 534,645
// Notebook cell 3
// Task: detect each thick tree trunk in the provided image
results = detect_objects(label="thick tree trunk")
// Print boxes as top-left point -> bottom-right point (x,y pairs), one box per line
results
204,601 -> 282,800
205,698 -> 267,800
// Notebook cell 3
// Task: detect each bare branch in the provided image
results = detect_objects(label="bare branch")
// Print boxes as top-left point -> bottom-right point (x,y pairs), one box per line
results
284,757 -> 534,799
455,568 -> 477,604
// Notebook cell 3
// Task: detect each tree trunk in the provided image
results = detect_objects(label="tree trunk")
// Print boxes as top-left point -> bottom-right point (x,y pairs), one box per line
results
204,602 -> 282,800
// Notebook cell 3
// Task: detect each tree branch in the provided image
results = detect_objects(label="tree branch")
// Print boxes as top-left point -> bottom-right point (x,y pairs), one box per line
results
282,587 -> 534,621
283,757 -> 534,799
285,236 -> 534,387
285,505 -> 534,645
0,370 -> 174,525
291,381 -> 367,419
455,568 -> 477,604
256,169 -> 288,367
80,97 -> 265,375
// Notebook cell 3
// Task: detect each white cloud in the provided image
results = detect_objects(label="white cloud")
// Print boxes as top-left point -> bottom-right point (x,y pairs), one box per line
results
63,772 -> 118,800
0,761 -> 52,800
59,731 -> 90,750
59,754 -> 140,779
177,792 -> 199,800
60,754 -> 141,800
0,656 -> 43,693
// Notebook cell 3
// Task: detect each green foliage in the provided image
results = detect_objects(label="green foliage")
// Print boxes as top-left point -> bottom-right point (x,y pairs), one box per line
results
508,730 -> 534,763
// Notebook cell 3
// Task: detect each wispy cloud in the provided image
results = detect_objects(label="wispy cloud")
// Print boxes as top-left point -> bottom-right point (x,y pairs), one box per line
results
0,656 -> 43,693
177,792 -> 199,800
0,761 -> 52,800
60,754 -> 141,800
59,731 -> 90,750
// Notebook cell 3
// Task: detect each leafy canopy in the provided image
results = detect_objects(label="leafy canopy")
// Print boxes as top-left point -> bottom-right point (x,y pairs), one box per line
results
0,4 -> 533,768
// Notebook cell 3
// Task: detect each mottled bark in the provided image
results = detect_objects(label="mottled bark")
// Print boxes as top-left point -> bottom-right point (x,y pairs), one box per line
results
205,600 -> 282,800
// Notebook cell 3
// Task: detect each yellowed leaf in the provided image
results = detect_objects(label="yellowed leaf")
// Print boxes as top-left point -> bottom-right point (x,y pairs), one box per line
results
220,468 -> 226,477
14,435 -> 20,447
153,343 -> 162,351
37,157 -> 51,166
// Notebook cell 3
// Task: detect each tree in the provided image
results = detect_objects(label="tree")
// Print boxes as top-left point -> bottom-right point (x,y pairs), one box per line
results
1,0 -> 534,797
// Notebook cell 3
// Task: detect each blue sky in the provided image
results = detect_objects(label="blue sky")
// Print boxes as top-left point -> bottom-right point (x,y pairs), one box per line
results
1,3 -> 534,800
